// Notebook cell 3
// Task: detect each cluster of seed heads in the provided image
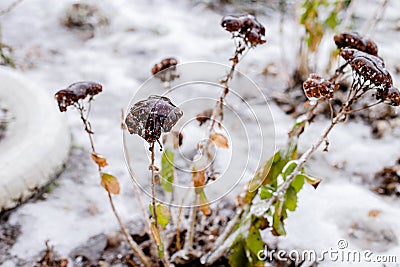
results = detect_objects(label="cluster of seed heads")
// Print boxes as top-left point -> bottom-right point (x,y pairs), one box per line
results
125,95 -> 183,143
151,58 -> 178,75
334,32 -> 378,56
303,74 -> 336,100
340,48 -> 399,105
221,15 -> 266,47
55,82 -> 102,112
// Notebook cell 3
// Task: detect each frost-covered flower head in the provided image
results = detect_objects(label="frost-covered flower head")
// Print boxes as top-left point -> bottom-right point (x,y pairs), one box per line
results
221,14 -> 266,47
125,95 -> 183,143
55,82 -> 102,112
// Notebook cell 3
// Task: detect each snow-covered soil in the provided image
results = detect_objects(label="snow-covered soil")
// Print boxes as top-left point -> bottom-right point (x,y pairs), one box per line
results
1,0 -> 400,266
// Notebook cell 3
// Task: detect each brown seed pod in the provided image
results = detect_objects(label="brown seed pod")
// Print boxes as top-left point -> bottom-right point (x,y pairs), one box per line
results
384,86 -> 400,106
151,58 -> 178,75
340,48 -> 392,92
221,15 -> 243,32
125,95 -> 183,143
221,14 -> 266,47
55,82 -> 103,112
303,73 -> 335,100
334,32 -> 378,56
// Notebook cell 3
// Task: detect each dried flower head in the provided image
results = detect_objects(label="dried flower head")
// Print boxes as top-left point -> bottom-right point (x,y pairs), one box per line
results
384,86 -> 400,106
340,48 -> 392,92
125,95 -> 183,143
221,14 -> 266,47
151,58 -> 178,75
334,32 -> 378,56
303,74 -> 336,100
55,82 -> 103,112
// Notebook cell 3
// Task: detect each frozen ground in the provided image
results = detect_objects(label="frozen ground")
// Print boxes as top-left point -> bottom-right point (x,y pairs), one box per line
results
1,0 -> 400,266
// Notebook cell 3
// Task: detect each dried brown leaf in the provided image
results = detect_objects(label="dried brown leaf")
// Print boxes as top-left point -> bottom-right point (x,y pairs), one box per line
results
210,133 -> 229,148
91,152 -> 108,167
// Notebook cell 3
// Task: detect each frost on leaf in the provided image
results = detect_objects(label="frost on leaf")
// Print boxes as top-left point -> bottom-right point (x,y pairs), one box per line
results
55,82 -> 102,112
221,14 -> 266,47
334,32 -> 378,56
125,95 -> 183,143
303,73 -> 336,100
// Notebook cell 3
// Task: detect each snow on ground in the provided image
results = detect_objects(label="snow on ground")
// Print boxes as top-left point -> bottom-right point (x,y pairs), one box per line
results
1,0 -> 400,266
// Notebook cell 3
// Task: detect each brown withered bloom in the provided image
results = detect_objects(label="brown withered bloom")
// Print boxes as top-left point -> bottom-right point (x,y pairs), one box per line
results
340,48 -> 392,95
303,74 -> 336,100
55,82 -> 102,112
151,58 -> 178,75
221,14 -> 266,47
125,95 -> 183,143
334,32 -> 378,56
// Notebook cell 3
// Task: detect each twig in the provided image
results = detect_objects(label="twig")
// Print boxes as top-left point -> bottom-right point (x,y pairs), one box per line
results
107,192 -> 152,267
150,142 -> 159,228
76,103 -> 151,267
122,110 -> 154,237
184,196 -> 198,251
0,0 -> 24,16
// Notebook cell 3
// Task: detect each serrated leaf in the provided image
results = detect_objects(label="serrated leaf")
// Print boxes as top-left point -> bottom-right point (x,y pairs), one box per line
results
285,186 -> 298,211
210,133 -> 229,148
101,173 -> 120,194
160,149 -> 174,192
149,203 -> 170,227
292,174 -> 305,192
91,152 -> 108,168
199,190 -> 211,216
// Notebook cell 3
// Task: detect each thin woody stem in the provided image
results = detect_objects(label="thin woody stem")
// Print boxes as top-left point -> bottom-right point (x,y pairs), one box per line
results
150,142 -> 159,229
76,104 -> 150,267
107,192 -> 152,267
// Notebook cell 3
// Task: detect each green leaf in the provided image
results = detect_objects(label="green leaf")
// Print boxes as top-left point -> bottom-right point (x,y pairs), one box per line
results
282,161 -> 298,180
272,201 -> 286,236
325,11 -> 338,29
285,186 -> 298,212
292,174 -> 305,192
229,239 -> 248,267
149,203 -> 171,227
246,225 -> 264,259
161,149 -> 174,192
259,186 -> 274,200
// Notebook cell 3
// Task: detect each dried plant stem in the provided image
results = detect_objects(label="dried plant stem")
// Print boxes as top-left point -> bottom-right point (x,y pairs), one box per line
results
107,192 -> 152,267
76,105 -> 150,267
205,102 -> 352,265
184,197 -> 198,251
150,143 -> 159,228
0,0 -> 24,16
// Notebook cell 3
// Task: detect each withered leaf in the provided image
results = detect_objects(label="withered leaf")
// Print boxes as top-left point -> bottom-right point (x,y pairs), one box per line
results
91,152 -> 108,167
210,133 -> 229,148
101,173 -> 120,194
